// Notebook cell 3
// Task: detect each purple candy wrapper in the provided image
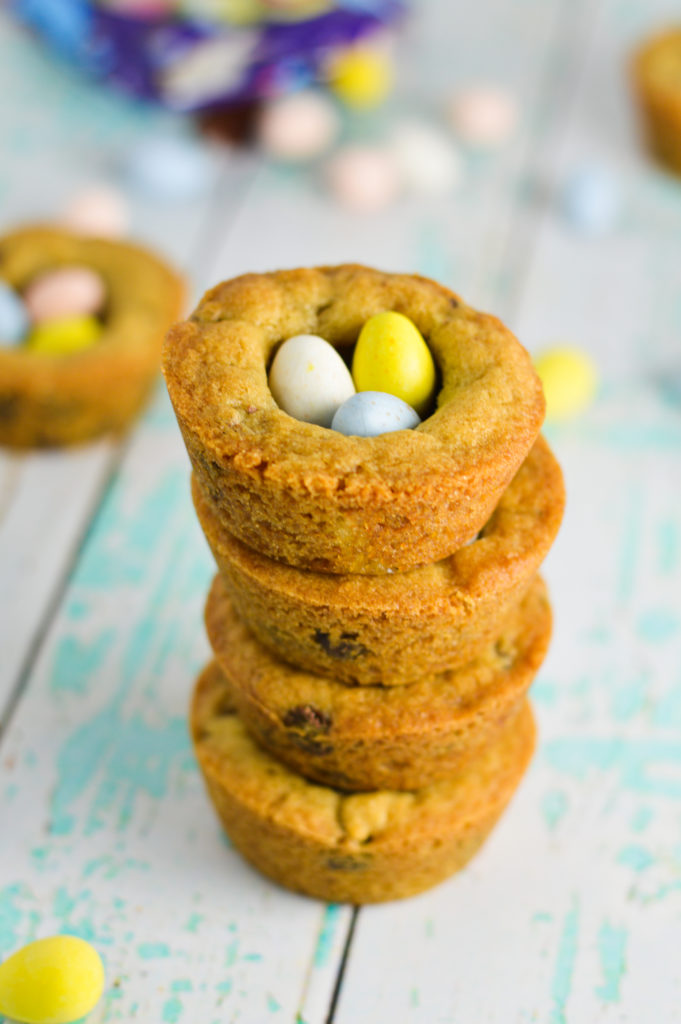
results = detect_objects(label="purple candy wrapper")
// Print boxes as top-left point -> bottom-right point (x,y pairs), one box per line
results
10,0 -> 406,111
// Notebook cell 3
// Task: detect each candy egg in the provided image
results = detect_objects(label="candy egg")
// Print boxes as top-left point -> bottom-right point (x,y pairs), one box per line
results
0,281 -> 30,345
447,85 -> 518,147
332,391 -> 420,436
125,136 -> 216,200
325,145 -> 401,212
61,184 -> 129,238
24,267 -> 106,324
534,345 -> 598,420
27,316 -> 102,357
257,91 -> 340,162
560,166 -> 619,234
0,935 -> 105,1024
269,334 -> 355,426
389,119 -> 463,196
327,46 -> 393,109
352,311 -> 436,416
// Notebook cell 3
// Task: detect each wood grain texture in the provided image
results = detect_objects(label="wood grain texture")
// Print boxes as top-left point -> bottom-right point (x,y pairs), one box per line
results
1,0 -> 680,1020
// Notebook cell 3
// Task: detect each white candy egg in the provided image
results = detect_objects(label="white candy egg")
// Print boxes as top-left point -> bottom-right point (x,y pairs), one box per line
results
331,391 -> 421,436
258,91 -> 340,162
390,119 -> 463,195
325,145 -> 401,212
447,85 -> 518,147
269,334 -> 355,426
24,266 -> 106,324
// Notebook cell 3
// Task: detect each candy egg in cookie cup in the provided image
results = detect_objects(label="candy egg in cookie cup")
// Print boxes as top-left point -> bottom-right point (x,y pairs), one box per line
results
164,264 -> 544,574
0,225 -> 184,448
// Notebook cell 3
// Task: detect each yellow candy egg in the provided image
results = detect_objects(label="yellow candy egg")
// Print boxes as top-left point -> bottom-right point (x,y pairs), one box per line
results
352,311 -> 436,416
27,316 -> 102,357
0,935 -> 105,1024
534,345 -> 598,420
327,47 -> 393,110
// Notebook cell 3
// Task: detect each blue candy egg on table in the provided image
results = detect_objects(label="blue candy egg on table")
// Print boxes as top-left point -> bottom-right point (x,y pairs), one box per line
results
331,391 -> 421,437
0,281 -> 30,346
560,166 -> 620,234
124,136 -> 216,200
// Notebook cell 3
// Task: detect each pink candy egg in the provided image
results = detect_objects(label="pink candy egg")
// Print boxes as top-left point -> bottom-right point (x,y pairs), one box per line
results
447,85 -> 518,147
61,185 -> 129,238
325,145 -> 401,212
258,91 -> 340,162
24,267 -> 106,325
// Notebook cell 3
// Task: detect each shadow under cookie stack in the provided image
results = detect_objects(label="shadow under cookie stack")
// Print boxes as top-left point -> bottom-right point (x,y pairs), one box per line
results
163,265 -> 565,904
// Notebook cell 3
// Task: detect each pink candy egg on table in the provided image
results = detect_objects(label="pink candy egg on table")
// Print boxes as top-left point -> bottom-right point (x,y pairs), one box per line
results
24,267 -> 106,324
258,91 -> 340,162
325,145 -> 401,212
61,185 -> 129,238
447,85 -> 518,147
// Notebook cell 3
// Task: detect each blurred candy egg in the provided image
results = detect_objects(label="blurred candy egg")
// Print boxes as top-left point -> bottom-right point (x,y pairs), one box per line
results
447,85 -> 518,147
0,281 -> 30,345
125,136 -> 216,200
325,145 -> 401,212
390,120 -> 463,196
258,91 -> 340,162
27,316 -> 102,357
327,46 -> 393,109
332,391 -> 420,436
24,267 -> 106,324
560,166 -> 619,234
0,935 -> 105,1024
352,311 -> 436,416
534,345 -> 598,420
269,334 -> 355,426
61,185 -> 129,238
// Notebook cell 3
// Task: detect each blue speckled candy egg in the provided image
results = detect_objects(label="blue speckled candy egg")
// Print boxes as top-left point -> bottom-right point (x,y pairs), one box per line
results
331,391 -> 421,437
125,137 -> 216,200
560,166 -> 619,234
0,281 -> 30,346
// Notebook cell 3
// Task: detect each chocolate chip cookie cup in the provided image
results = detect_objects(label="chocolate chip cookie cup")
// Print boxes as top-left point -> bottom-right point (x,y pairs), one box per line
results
164,264 -> 545,574
191,661 -> 536,904
205,575 -> 550,791
194,435 -> 564,686
0,226 -> 184,448
633,28 -> 681,175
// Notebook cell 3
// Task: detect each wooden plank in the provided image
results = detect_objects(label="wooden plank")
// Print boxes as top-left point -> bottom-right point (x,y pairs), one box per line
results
0,390 -> 350,1022
335,0 -> 681,1021
0,11 -> 258,709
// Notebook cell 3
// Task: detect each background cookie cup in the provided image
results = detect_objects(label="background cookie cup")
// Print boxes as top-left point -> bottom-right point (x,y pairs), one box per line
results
191,661 -> 536,904
632,29 -> 681,175
194,435 -> 564,686
164,265 -> 545,574
0,226 -> 184,447
205,576 -> 550,791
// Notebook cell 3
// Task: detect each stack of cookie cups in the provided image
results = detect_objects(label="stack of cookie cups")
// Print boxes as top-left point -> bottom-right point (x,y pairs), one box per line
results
163,265 -> 565,904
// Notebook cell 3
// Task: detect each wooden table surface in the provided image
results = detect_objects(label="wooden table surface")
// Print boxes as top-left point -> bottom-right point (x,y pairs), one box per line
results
1,1 -> 680,1021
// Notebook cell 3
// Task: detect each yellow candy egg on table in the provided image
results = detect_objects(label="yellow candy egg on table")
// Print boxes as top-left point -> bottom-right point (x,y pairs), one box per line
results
327,47 -> 393,110
27,316 -> 102,357
534,345 -> 598,420
352,311 -> 436,416
0,935 -> 105,1024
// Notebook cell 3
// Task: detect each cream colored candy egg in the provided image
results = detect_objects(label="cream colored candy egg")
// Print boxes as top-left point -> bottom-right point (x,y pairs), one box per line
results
325,145 -> 401,212
61,184 -> 129,238
534,345 -> 598,420
0,935 -> 105,1024
352,311 -> 436,416
269,334 -> 355,426
27,316 -> 102,356
447,85 -> 518,147
24,267 -> 106,324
